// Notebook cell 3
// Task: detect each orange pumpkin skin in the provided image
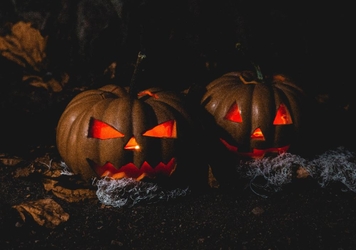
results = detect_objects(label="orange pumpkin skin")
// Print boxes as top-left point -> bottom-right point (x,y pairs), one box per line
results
201,71 -> 305,159
56,85 -> 197,183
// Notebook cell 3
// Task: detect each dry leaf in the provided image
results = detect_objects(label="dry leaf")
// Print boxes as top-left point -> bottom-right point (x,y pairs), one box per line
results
23,72 -> 69,92
34,154 -> 55,167
42,167 -> 66,179
12,198 -> 69,229
0,21 -> 69,92
25,156 -> 97,202
296,166 -> 310,179
13,163 -> 35,178
251,206 -> 264,215
0,21 -> 47,71
40,159 -> 75,178
27,76 -> 63,92
0,156 -> 23,166
104,61 -> 117,79
43,178 -> 97,203
208,166 -> 220,188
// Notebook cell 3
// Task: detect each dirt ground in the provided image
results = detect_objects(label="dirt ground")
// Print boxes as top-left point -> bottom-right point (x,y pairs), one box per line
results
1,145 -> 356,250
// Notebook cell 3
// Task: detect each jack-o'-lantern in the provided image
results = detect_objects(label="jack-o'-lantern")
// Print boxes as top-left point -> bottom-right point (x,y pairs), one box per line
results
56,84 -> 200,183
201,70 -> 305,159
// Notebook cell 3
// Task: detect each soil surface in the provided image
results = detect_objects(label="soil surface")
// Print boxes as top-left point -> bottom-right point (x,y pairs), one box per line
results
1,146 -> 356,250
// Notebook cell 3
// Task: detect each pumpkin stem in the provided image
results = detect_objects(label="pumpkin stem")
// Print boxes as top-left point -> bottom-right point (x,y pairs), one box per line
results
129,51 -> 147,98
235,43 -> 264,81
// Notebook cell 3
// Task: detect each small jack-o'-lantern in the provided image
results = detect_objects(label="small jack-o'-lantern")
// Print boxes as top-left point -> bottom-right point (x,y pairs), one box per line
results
201,70 -> 305,159
56,84 -> 198,183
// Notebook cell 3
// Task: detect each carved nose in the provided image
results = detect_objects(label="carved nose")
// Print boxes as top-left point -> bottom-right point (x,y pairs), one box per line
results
124,136 -> 140,150
250,128 -> 265,141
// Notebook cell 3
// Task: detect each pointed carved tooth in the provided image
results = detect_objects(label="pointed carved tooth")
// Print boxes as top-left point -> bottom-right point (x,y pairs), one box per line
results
155,158 -> 176,176
87,159 -> 117,177
89,158 -> 176,180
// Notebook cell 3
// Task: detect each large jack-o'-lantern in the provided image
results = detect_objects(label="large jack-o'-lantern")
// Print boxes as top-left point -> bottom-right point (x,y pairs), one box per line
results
56,84 -> 199,183
201,70 -> 305,159
56,53 -> 205,186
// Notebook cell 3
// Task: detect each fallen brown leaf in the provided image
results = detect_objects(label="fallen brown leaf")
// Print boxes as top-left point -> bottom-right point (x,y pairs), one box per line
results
104,61 -> 117,79
0,21 -> 47,71
37,157 -> 97,202
13,163 -> 35,178
208,165 -> 220,188
42,166 -> 66,179
23,72 -> 69,92
0,156 -> 23,166
39,159 -> 76,178
12,198 -> 69,229
251,206 -> 264,215
43,178 -> 97,203
296,166 -> 310,179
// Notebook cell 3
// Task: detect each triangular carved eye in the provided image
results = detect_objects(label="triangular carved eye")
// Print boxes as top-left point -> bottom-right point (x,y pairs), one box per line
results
224,103 -> 242,123
143,120 -> 177,138
273,103 -> 293,125
88,118 -> 124,139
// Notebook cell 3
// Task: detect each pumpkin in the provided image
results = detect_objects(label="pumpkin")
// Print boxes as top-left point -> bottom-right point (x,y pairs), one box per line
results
56,84 -> 201,184
201,70 -> 305,159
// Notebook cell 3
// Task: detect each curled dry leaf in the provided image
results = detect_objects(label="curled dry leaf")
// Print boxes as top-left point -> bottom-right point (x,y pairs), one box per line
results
34,154 -> 57,168
39,158 -> 97,202
0,156 -> 23,166
208,166 -> 219,189
43,178 -> 97,203
12,198 -> 69,229
251,206 -> 265,215
13,163 -> 35,178
0,21 -> 47,71
104,61 -> 117,79
40,159 -> 76,178
296,166 -> 310,179
42,166 -> 66,179
0,156 -> 33,178
23,72 -> 70,92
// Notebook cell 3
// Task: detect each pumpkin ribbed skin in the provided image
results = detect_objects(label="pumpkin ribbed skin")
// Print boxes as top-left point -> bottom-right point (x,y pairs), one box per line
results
201,71 -> 305,158
56,85 -> 195,182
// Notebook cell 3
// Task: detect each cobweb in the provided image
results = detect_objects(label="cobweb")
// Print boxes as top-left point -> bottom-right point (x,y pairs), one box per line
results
238,153 -> 307,197
238,146 -> 356,196
306,147 -> 356,192
59,147 -> 356,206
94,177 -> 190,208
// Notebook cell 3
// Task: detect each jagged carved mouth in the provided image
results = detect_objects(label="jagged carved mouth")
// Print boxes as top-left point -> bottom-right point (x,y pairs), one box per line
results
220,138 -> 290,158
87,158 -> 177,180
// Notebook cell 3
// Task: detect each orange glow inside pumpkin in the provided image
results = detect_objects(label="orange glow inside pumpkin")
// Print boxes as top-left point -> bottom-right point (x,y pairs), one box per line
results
143,120 -> 177,138
220,138 -> 238,151
217,99 -> 294,159
88,118 -> 124,139
86,116 -> 179,180
219,138 -> 290,158
273,104 -> 293,125
88,158 -> 177,180
224,103 -> 242,123
250,128 -> 265,140
137,90 -> 159,99
88,118 -> 177,140
124,136 -> 140,150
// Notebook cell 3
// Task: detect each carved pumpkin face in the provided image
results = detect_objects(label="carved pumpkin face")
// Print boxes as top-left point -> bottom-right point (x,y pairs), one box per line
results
201,71 -> 305,159
56,85 -> 195,182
